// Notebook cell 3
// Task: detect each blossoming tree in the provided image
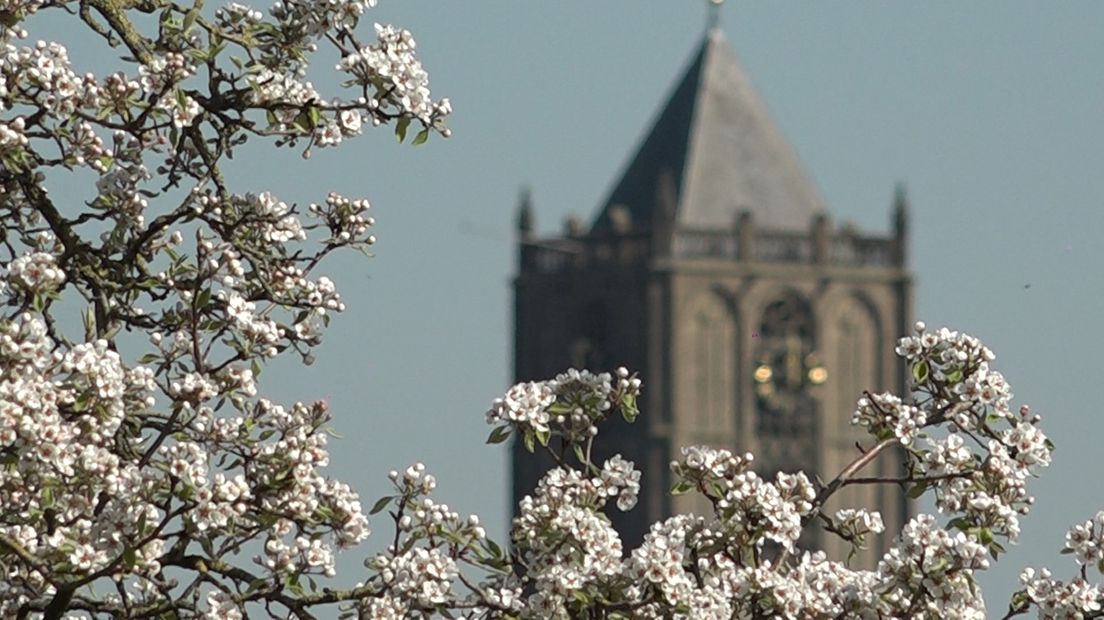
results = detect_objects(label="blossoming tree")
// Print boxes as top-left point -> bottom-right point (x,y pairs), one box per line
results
0,0 -> 1101,617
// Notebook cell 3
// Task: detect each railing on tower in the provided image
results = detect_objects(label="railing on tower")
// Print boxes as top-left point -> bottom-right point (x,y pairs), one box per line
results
521,227 -> 899,275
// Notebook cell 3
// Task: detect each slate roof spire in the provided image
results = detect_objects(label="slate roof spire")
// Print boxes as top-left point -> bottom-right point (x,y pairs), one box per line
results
592,27 -> 825,234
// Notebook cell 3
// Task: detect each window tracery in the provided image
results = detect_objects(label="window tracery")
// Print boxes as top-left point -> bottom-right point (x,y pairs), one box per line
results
753,293 -> 822,439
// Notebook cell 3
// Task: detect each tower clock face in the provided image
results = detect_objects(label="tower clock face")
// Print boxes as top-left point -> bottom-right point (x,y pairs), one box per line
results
753,295 -> 823,436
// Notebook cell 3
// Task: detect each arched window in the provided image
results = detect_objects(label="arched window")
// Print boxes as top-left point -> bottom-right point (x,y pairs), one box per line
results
693,310 -> 727,433
681,292 -> 735,436
753,292 -> 819,437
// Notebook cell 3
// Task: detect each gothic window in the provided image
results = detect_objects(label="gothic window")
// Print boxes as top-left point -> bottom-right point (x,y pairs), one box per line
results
683,293 -> 735,436
837,315 -> 869,424
822,297 -> 881,567
693,311 -> 726,433
753,293 -> 822,437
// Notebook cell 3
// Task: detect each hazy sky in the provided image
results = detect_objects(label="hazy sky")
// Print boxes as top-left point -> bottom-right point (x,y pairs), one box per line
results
33,0 -> 1104,611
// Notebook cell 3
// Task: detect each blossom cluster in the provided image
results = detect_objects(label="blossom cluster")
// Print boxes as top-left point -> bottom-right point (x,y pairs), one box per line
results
355,463 -> 503,618
832,507 -> 886,544
1019,567 -> 1104,619
672,446 -> 815,552
230,0 -> 452,148
895,322 -> 1013,425
1006,512 -> 1104,618
472,325 -> 1086,619
0,1 -> 421,609
852,391 -> 927,445
511,460 -> 637,616
609,511 -> 992,619
1066,511 -> 1104,568
2,251 -> 66,295
338,23 -> 453,130
485,366 -> 642,452
885,323 -> 1054,549
0,314 -> 165,615
485,380 -> 556,433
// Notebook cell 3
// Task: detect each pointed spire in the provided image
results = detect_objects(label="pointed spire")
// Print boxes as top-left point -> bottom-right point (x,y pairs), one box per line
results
893,181 -> 908,213
892,182 -> 909,266
893,182 -> 909,235
812,213 -> 831,264
564,214 -> 586,239
591,28 -> 825,235
707,0 -> 724,32
516,186 -> 534,241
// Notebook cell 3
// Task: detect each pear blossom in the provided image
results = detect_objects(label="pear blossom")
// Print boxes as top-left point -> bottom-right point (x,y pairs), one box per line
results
2,0 -> 1100,613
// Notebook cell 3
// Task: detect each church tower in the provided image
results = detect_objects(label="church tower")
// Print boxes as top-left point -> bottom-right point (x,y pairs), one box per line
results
512,27 -> 912,562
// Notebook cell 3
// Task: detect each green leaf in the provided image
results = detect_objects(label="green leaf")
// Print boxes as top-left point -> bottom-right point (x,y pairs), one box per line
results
573,444 -> 587,466
990,540 -> 1007,560
670,480 -> 692,496
412,128 -> 429,145
907,482 -> 928,499
82,307 -> 95,336
72,392 -> 92,413
395,117 -> 411,143
535,429 -> 551,447
486,538 -> 503,560
286,576 -> 305,597
292,111 -> 312,132
548,402 -> 573,414
522,430 -> 535,453
978,527 -> 993,545
199,536 -> 215,558
369,495 -> 393,515
182,8 -> 199,32
947,516 -> 970,531
1010,590 -> 1031,611
912,360 -> 929,384
485,425 -> 512,444
621,393 -> 638,423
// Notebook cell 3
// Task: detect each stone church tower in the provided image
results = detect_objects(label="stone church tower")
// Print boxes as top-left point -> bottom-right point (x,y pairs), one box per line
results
512,28 -> 912,562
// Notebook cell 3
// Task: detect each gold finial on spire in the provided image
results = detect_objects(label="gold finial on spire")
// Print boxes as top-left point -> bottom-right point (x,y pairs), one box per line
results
708,0 -> 724,31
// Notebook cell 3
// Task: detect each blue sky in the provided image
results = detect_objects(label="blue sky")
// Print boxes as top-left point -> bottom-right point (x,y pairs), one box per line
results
33,0 -> 1104,610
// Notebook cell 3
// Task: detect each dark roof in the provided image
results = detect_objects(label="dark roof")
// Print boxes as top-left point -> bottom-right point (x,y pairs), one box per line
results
592,30 -> 825,234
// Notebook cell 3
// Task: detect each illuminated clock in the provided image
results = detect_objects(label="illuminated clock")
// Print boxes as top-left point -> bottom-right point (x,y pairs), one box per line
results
753,294 -> 826,436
